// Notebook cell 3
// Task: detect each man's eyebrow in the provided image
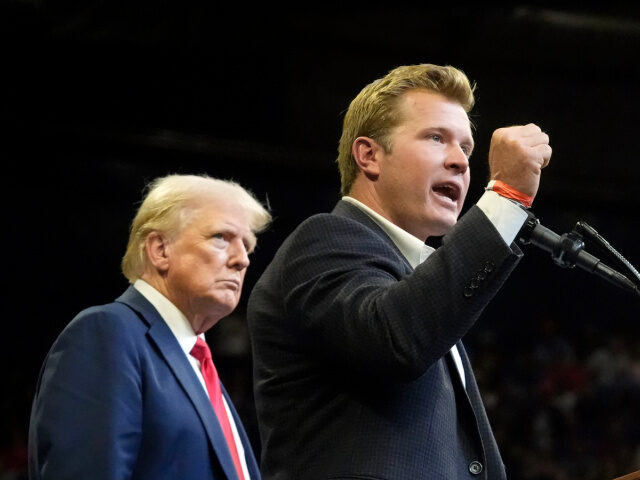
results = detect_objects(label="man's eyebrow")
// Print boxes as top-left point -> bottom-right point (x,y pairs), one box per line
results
246,232 -> 258,251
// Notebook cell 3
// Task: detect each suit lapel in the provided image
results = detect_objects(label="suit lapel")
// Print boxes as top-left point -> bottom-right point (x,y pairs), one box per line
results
220,383 -> 261,478
455,342 -> 486,413
116,287 -> 241,480
446,342 -> 487,461
457,342 -> 505,477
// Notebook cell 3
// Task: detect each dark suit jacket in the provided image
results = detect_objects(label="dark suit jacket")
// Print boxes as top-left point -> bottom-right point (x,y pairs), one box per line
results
247,200 -> 522,479
28,286 -> 260,480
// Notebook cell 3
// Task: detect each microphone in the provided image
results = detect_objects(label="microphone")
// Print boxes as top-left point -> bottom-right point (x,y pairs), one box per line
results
518,211 -> 640,297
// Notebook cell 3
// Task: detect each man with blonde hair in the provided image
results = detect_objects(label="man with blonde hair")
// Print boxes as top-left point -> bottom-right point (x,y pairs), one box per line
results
29,174 -> 271,480
248,64 -> 551,478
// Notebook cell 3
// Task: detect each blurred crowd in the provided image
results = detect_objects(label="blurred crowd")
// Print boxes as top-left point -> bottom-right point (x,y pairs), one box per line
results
474,314 -> 640,480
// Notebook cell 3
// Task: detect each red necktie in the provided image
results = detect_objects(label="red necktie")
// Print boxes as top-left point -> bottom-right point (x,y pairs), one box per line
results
191,337 -> 245,480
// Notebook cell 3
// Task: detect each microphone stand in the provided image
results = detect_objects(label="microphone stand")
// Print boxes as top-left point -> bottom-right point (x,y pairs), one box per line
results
518,211 -> 640,298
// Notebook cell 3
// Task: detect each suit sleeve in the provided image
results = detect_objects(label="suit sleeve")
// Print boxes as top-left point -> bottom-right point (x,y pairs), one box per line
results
29,305 -> 143,480
279,205 -> 522,381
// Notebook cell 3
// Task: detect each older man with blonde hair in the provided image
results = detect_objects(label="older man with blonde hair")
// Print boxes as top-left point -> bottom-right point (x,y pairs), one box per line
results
29,173 -> 270,480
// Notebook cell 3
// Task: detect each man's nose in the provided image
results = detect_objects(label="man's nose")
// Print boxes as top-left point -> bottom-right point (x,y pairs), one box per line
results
445,146 -> 469,174
228,240 -> 250,270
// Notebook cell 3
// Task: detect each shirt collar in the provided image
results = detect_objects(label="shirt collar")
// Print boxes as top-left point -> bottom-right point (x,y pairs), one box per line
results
133,279 -> 204,354
342,196 -> 435,268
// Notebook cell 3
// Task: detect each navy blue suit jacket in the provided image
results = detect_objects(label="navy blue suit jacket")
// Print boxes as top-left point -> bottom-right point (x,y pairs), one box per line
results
28,286 -> 260,480
247,200 -> 522,479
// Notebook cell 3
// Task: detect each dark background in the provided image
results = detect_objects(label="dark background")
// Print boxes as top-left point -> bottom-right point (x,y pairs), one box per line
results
3,3 -> 640,479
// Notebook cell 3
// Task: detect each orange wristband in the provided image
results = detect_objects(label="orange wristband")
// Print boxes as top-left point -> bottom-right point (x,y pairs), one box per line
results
486,180 -> 533,208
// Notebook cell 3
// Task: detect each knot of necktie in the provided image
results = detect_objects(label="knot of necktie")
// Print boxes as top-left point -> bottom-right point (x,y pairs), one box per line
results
190,337 -> 212,364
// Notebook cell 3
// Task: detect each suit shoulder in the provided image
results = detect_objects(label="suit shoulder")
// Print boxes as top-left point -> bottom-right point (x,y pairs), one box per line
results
34,300 -> 147,394
286,210 -> 388,248
74,300 -> 140,325
256,209 -> 404,286
58,301 -> 145,346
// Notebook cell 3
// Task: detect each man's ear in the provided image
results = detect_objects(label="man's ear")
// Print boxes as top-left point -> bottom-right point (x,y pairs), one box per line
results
352,136 -> 382,181
145,231 -> 170,274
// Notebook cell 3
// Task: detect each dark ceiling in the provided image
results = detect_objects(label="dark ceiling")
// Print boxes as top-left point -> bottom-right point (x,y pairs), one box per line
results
6,4 -> 640,200
3,0 -> 640,382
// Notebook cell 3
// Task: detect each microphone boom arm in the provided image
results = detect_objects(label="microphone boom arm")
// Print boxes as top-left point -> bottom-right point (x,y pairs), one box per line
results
518,212 -> 640,298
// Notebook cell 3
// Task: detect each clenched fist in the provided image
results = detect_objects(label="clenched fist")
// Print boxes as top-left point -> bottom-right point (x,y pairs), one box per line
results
488,123 -> 552,199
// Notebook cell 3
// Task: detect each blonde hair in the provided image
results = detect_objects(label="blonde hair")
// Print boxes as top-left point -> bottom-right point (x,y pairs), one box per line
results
337,63 -> 476,195
121,174 -> 271,283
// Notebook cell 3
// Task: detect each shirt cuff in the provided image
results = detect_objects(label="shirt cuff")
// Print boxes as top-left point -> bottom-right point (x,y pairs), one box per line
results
476,190 -> 528,246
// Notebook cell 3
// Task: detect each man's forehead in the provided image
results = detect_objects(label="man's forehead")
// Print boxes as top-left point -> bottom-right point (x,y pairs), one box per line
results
397,91 -> 473,134
399,89 -> 469,115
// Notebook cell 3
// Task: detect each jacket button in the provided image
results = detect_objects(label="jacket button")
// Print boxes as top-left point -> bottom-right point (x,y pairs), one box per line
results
469,460 -> 483,475
483,261 -> 495,273
463,287 -> 474,298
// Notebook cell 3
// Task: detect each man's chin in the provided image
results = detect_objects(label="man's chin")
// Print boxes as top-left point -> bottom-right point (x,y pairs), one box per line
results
199,297 -> 239,321
428,217 -> 458,237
